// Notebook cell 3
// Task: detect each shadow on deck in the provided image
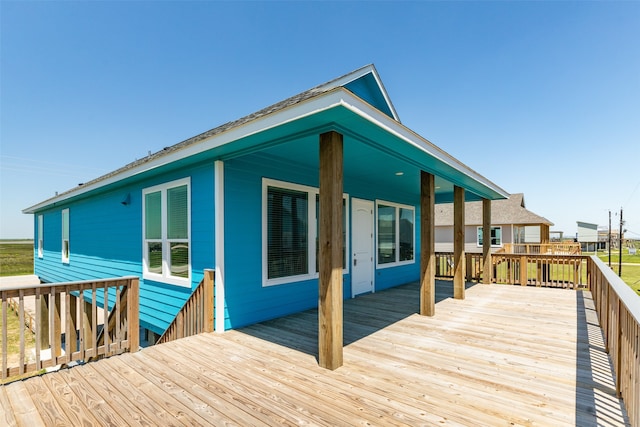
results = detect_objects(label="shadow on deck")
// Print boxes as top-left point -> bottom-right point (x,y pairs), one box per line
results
240,279 -> 477,360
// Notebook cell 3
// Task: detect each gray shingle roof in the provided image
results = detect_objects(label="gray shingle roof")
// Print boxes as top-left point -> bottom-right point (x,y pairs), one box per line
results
434,193 -> 553,226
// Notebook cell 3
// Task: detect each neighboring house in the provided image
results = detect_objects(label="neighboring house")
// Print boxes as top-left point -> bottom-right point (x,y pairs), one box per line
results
23,64 -> 508,341
577,221 -> 599,252
597,225 -> 620,250
434,193 -> 553,253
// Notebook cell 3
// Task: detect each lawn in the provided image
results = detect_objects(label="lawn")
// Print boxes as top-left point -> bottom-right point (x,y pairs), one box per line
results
615,264 -> 640,295
0,242 -> 34,276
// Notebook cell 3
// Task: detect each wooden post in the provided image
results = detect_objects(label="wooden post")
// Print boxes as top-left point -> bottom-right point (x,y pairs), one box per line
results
51,290 -> 62,358
482,198 -> 492,284
318,131 -> 344,370
615,299 -> 622,398
453,186 -> 465,299
127,277 -> 140,352
204,269 -> 215,333
82,300 -> 94,357
420,171 -> 435,316
67,291 -> 78,354
520,256 -> 528,286
37,289 -> 50,349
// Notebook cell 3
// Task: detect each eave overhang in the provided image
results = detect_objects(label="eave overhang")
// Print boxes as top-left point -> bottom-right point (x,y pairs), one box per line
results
23,87 -> 508,214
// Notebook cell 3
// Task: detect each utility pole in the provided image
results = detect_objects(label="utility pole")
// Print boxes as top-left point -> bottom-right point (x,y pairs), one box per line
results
608,210 -> 612,267
618,207 -> 623,276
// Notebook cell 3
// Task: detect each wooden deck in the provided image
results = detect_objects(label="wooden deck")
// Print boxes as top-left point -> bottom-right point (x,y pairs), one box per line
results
1,281 -> 629,426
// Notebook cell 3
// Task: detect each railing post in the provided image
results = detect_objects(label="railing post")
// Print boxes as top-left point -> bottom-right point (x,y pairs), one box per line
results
51,289 -> 62,359
204,269 -> 215,333
38,291 -> 50,349
127,277 -> 139,352
520,255 -> 527,286
67,289 -> 78,355
615,298 -> 622,398
82,299 -> 94,357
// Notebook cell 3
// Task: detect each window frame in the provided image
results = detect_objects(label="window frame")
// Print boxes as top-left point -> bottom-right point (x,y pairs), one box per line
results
375,200 -> 415,269
61,209 -> 69,263
262,178 -> 349,287
37,215 -> 43,259
477,226 -> 503,248
142,177 -> 192,287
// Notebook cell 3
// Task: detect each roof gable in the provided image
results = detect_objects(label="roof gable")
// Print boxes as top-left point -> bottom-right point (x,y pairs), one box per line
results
314,64 -> 399,121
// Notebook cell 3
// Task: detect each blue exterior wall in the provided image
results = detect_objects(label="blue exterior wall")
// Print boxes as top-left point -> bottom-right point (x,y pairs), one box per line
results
33,150 -> 422,335
222,152 -> 420,330
34,160 -> 215,335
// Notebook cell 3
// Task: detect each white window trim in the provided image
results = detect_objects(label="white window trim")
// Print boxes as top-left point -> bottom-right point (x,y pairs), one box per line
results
477,226 -> 503,248
262,178 -> 349,287
61,209 -> 69,264
375,200 -> 415,269
142,177 -> 192,287
37,215 -> 43,259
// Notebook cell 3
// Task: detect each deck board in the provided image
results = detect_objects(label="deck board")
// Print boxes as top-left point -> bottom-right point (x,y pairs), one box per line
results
1,281 -> 630,426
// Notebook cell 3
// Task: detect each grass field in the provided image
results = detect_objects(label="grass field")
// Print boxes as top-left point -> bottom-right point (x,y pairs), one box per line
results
587,248 -> 640,295
0,242 -> 34,276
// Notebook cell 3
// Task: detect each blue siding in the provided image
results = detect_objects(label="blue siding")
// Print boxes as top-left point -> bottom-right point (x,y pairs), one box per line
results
33,150 -> 422,334
344,74 -> 395,119
34,161 -> 215,335
222,152 -> 421,329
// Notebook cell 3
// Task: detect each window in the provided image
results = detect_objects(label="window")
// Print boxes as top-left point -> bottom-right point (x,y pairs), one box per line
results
376,201 -> 414,267
143,178 -> 191,286
61,209 -> 69,263
477,226 -> 502,247
267,186 -> 309,280
37,215 -> 43,259
263,178 -> 349,286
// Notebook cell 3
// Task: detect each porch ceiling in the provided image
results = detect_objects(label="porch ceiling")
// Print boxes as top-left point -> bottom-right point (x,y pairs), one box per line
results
216,103 -> 505,204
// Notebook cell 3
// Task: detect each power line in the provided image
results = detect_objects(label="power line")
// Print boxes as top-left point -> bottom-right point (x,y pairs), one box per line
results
624,179 -> 640,208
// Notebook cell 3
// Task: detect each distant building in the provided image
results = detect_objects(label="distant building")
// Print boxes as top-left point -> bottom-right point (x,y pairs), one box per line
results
435,193 -> 553,253
577,221 -> 599,251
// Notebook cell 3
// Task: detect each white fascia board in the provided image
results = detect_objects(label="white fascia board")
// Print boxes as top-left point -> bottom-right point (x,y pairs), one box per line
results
334,92 -> 509,200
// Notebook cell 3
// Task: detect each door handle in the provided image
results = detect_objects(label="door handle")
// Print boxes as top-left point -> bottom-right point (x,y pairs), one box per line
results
354,258 -> 357,266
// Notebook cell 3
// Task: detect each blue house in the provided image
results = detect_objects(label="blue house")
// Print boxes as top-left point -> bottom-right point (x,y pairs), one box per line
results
23,65 -> 509,354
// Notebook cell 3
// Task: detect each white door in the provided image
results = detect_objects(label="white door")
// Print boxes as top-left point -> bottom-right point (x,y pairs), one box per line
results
351,198 -> 374,297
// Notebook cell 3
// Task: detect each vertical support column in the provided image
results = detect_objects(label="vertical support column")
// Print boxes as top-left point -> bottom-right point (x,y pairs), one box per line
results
318,131 -> 344,370
214,160 -> 226,333
482,198 -> 492,285
420,171 -> 435,316
453,186 -> 465,299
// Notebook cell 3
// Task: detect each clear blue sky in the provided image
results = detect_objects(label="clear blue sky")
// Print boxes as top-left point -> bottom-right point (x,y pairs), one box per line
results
1,1 -> 639,240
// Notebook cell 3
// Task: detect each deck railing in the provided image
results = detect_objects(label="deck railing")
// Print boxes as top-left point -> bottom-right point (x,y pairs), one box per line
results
1,276 -> 139,382
587,256 -> 640,427
488,253 -> 588,288
156,269 -> 214,345
500,243 -> 581,255
436,252 -> 588,289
